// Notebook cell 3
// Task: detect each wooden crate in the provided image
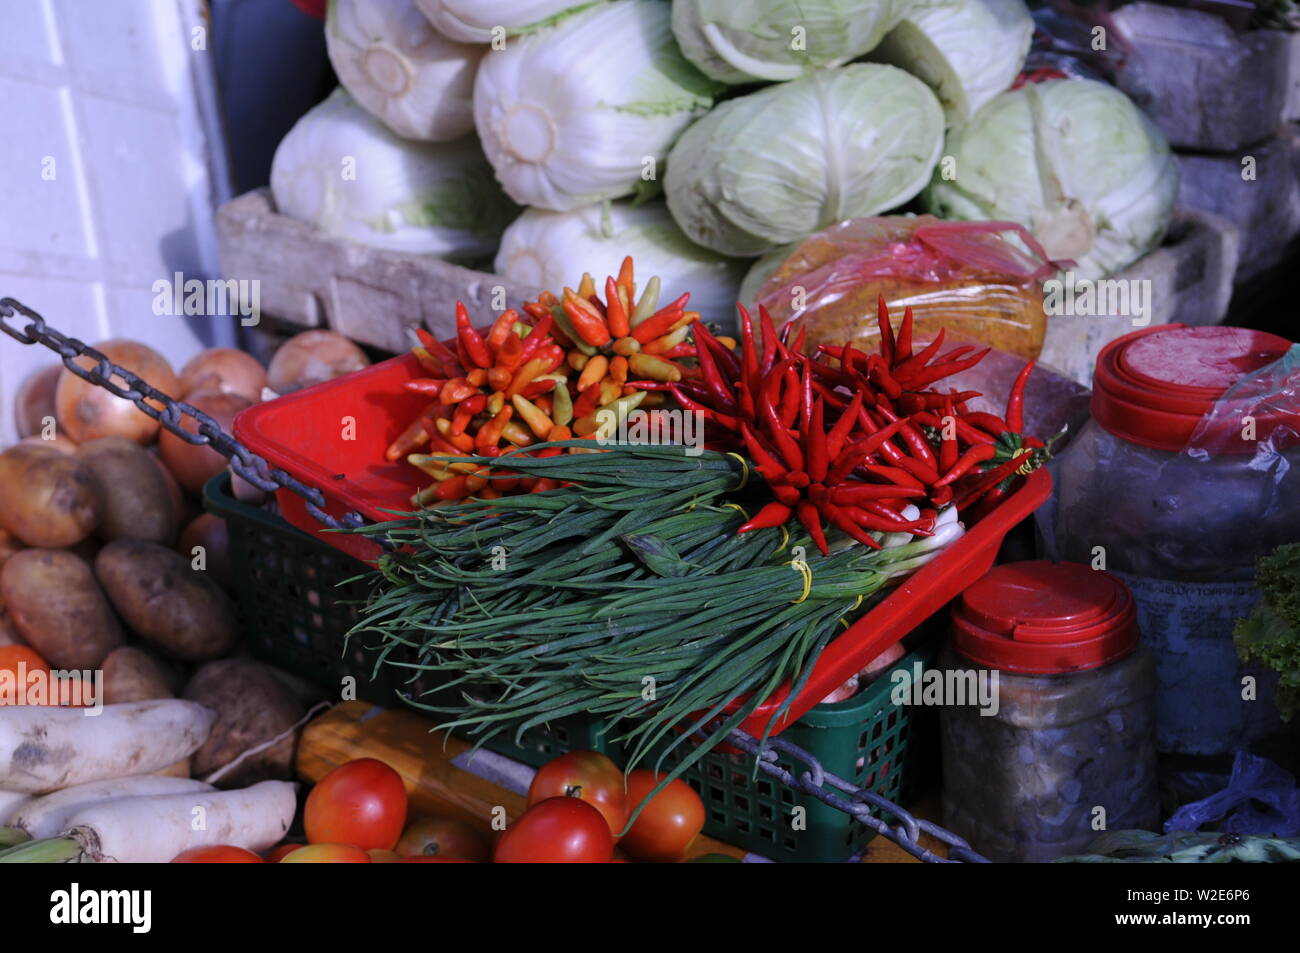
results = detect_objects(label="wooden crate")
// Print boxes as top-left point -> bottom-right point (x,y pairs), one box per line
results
216,188 -> 534,354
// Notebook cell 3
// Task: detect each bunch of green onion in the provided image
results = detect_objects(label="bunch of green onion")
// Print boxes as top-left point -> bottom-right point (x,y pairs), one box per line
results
350,443 -> 962,817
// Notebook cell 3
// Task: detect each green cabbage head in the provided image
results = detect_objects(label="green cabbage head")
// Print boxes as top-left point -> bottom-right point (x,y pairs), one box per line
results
925,78 -> 1178,279
666,64 -> 945,256
671,0 -> 918,84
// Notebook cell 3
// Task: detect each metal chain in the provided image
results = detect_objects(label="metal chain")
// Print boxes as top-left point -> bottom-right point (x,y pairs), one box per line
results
0,297 -> 369,533
724,728 -> 989,863
0,297 -> 983,863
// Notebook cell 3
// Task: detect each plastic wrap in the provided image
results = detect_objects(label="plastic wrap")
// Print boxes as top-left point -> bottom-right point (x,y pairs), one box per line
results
750,216 -> 1060,360
1165,752 -> 1300,837
1043,343 -> 1300,761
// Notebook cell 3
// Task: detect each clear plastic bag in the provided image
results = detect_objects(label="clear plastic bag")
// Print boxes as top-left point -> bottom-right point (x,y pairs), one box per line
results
751,215 -> 1061,360
1165,752 -> 1300,838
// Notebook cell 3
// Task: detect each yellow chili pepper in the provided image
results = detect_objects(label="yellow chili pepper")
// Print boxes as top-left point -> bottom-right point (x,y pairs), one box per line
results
628,353 -> 682,382
577,354 -> 609,392
611,336 -> 641,356
511,394 -> 556,438
629,275 -> 660,326
551,383 -> 573,427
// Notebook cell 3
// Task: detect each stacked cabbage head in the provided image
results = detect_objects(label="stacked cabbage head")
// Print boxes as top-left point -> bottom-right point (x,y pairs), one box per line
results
925,78 -> 1179,279
671,0 -> 918,84
270,90 -> 518,259
474,0 -> 721,211
496,202 -> 746,325
665,64 -> 945,256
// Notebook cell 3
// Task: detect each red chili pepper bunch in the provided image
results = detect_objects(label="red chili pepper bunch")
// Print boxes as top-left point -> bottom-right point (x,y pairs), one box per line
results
646,297 -> 1047,555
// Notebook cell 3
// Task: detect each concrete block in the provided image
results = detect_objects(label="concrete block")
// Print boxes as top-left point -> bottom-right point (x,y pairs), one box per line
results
1039,207 -> 1240,385
1176,128 -> 1300,281
1111,3 -> 1291,153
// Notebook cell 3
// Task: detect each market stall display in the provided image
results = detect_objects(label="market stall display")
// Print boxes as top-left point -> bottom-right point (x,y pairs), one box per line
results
4,0 -> 1299,875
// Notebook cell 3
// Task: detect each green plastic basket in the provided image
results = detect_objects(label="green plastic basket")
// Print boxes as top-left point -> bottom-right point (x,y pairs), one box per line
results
201,474 -> 606,768
616,646 -> 936,863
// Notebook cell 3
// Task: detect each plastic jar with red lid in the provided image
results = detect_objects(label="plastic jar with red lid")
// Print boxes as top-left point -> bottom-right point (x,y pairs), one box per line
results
1039,325 -> 1299,770
940,561 -> 1158,863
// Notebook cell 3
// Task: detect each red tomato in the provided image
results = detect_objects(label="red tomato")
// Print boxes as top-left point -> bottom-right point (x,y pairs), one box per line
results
528,751 -> 628,837
280,844 -> 372,863
494,798 -> 614,863
304,758 -> 408,850
396,816 -> 491,862
170,845 -> 263,863
264,843 -> 304,863
620,771 -> 705,863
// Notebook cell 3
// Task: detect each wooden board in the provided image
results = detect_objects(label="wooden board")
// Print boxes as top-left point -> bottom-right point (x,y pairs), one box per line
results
297,702 -> 947,863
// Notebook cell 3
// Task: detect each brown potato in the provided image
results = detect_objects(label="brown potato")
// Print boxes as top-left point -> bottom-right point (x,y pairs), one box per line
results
94,539 -> 239,662
0,549 -> 124,669
101,645 -> 174,704
0,528 -> 21,574
177,513 -> 231,591
76,436 -> 179,545
182,658 -> 306,786
0,443 -> 101,547
0,607 -> 23,647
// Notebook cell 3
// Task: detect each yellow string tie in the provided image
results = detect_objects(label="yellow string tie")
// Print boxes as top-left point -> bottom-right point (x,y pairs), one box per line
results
774,523 -> 790,555
787,558 -> 812,604
725,452 -> 750,490
722,502 -> 750,521
837,594 -> 866,629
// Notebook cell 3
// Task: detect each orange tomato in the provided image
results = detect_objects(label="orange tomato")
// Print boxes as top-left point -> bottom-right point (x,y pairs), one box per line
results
264,843 -> 305,863
279,844 -> 372,863
619,771 -> 705,863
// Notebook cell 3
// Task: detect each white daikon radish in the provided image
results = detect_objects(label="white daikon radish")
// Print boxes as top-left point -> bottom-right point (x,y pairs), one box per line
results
0,700 -> 216,793
12,776 -> 213,840
65,781 -> 297,863
0,790 -> 30,825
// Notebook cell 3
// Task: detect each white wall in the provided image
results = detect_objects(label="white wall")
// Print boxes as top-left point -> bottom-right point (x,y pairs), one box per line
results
0,0 -> 234,445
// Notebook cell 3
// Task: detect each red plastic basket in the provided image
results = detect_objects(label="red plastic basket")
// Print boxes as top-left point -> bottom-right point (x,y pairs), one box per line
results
233,353 -> 1051,735
233,353 -> 432,563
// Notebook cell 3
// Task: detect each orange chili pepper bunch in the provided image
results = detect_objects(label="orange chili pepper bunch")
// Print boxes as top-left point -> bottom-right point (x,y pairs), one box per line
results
386,256 -> 704,505
523,256 -> 701,436
386,303 -> 570,504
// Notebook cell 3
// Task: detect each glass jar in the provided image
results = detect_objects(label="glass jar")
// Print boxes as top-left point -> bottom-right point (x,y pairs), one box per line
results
941,561 -> 1158,863
1041,326 -> 1300,768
